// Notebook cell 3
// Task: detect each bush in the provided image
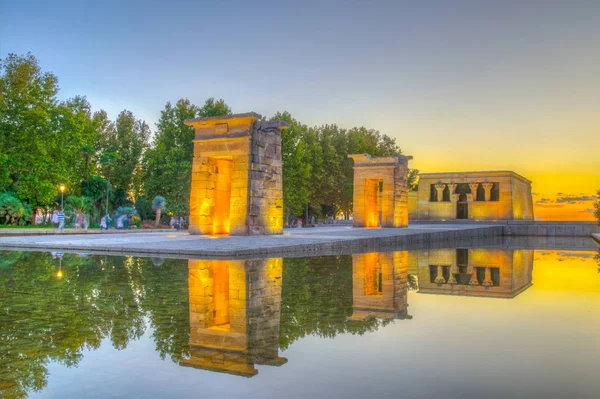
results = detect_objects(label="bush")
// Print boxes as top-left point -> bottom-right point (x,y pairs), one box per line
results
0,192 -> 31,225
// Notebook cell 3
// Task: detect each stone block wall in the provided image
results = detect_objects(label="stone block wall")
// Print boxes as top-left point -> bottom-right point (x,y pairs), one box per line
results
247,121 -> 285,235
186,113 -> 287,236
349,154 -> 412,228
412,171 -> 533,221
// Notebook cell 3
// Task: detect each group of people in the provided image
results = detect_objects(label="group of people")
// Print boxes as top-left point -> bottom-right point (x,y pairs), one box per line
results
51,209 -> 89,232
100,213 -> 134,230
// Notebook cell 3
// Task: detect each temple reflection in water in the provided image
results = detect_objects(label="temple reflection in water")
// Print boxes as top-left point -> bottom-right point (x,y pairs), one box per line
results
180,258 -> 287,377
179,247 -> 534,376
349,251 -> 411,321
409,248 -> 533,298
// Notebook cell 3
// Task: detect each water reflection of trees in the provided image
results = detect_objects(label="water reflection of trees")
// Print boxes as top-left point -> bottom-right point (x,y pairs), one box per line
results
280,255 -> 391,350
0,252 -> 393,398
0,252 -> 190,399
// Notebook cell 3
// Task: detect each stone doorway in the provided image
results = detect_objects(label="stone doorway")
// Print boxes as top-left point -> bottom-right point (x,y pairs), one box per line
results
457,193 -> 468,219
364,179 -> 383,227
212,158 -> 232,234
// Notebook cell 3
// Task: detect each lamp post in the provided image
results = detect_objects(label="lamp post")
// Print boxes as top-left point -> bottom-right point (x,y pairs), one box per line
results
59,184 -> 65,209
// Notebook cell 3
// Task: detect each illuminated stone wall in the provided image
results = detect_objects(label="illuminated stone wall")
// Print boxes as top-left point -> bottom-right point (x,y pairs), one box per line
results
181,257 -> 286,377
410,171 -> 534,221
185,113 -> 288,235
349,251 -> 410,320
408,248 -> 533,298
348,154 -> 413,228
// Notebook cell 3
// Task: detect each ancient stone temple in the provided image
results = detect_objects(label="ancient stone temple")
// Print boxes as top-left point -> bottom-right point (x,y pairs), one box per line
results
348,251 -> 411,321
348,154 -> 413,228
409,248 -> 533,298
408,171 -> 533,221
180,258 -> 286,377
185,113 -> 288,235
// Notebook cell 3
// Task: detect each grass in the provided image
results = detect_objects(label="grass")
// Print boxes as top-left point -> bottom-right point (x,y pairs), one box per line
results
0,225 -> 54,229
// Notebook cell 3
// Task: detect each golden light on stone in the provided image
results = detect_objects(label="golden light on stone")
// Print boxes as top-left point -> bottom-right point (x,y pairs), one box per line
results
349,251 -> 410,320
185,113 -> 288,236
348,154 -> 412,228
182,257 -> 286,376
411,248 -> 533,298
408,171 -> 533,221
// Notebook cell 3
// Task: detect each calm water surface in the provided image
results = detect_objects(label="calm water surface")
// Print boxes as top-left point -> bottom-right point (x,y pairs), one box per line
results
1,245 -> 599,398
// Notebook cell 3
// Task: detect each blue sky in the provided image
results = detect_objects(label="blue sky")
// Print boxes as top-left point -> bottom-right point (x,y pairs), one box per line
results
2,0 -> 599,218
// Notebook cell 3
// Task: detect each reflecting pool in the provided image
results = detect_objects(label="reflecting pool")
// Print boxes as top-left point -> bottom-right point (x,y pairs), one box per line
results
1,245 -> 599,398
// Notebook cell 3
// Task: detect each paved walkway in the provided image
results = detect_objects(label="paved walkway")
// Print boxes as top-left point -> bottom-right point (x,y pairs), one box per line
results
593,233 -> 600,245
0,228 -> 174,236
0,225 -> 502,258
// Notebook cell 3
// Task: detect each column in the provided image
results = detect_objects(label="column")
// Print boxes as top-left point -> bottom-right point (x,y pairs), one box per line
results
447,264 -> 458,284
434,265 -> 446,284
435,183 -> 445,201
449,183 -> 458,218
468,265 -> 479,285
482,183 -> 493,201
467,182 -> 478,220
482,267 -> 493,286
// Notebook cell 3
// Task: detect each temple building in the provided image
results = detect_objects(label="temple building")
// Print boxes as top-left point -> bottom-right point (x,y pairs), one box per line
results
185,113 -> 288,235
180,258 -> 287,377
408,171 -> 534,221
348,251 -> 411,321
409,248 -> 533,298
348,154 -> 413,228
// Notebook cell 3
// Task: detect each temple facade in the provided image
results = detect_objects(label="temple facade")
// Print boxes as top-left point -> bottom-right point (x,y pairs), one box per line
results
348,154 -> 412,228
408,171 -> 533,221
185,113 -> 288,236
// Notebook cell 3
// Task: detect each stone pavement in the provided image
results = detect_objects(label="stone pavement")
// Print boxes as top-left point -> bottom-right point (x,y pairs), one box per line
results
0,224 -> 503,258
593,233 -> 600,245
0,228 -> 174,236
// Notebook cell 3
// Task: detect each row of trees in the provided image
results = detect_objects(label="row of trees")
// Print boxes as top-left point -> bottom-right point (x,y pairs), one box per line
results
0,52 -> 417,225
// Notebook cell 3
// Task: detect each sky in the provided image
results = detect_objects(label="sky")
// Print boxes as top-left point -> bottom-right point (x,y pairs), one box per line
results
2,0 -> 599,220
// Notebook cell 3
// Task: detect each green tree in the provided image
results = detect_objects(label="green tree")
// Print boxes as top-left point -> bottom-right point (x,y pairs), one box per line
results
110,111 -> 150,195
81,144 -> 95,182
152,195 -> 166,226
271,112 -> 313,222
100,152 -> 118,214
142,99 -> 199,215
198,97 -> 231,117
407,168 -> 420,191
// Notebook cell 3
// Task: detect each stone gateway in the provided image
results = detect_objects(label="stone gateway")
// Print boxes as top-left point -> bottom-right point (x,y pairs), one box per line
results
185,113 -> 288,235
348,154 -> 413,228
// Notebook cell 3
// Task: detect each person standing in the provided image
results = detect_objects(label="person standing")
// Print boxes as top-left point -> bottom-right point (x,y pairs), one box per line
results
51,210 -> 59,229
83,213 -> 89,232
104,214 -> 111,230
58,209 -> 65,232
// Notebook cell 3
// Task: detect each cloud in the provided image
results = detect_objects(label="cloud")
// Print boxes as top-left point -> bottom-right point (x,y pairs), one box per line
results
536,197 -> 553,204
555,194 -> 598,203
583,208 -> 595,214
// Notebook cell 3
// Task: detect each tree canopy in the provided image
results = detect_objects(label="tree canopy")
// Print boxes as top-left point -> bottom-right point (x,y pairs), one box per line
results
1,52 -> 414,224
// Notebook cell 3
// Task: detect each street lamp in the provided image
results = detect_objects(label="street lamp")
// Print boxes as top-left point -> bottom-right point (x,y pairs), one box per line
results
59,184 -> 65,209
